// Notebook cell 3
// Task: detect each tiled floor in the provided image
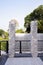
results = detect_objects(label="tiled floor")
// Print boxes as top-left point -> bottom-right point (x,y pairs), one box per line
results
5,58 -> 43,65
0,53 -> 43,65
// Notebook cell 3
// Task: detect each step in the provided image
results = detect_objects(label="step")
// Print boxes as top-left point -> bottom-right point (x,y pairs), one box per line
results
5,58 -> 43,65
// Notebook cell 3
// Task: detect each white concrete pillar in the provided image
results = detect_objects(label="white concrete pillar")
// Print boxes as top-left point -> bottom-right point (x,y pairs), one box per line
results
9,20 -> 16,58
31,20 -> 38,57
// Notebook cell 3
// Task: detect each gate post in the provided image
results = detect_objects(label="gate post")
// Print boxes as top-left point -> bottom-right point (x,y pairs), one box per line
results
31,20 -> 38,57
9,20 -> 16,58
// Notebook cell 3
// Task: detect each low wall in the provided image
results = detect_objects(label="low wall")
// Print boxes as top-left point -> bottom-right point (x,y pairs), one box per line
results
15,33 -> 43,52
15,33 -> 43,40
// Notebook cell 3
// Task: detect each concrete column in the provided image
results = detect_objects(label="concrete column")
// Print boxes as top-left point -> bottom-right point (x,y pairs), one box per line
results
31,20 -> 38,57
9,20 -> 16,58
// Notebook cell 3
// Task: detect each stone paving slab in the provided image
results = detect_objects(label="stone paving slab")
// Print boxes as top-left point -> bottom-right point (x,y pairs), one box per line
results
5,58 -> 43,65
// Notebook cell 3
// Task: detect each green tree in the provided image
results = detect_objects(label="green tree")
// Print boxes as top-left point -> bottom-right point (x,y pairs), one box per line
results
16,29 -> 24,33
38,20 -> 43,33
0,29 -> 5,36
24,5 -> 43,33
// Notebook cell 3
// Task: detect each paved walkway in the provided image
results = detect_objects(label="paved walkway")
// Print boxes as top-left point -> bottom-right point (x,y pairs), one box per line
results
0,55 -> 8,65
5,58 -> 43,65
0,53 -> 43,65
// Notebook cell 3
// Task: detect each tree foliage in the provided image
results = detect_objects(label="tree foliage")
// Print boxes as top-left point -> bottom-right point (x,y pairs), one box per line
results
24,5 -> 43,33
16,29 -> 24,33
0,29 -> 5,36
0,29 -> 8,39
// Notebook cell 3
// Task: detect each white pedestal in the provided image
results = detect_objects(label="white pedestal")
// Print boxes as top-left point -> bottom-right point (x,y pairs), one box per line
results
5,58 -> 43,65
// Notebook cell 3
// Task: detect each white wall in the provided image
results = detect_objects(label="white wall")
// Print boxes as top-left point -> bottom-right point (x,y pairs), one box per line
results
15,33 -> 43,40
15,33 -> 31,40
15,33 -> 43,52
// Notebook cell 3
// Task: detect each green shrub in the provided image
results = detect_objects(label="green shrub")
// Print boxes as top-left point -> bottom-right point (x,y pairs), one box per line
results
1,42 -> 6,51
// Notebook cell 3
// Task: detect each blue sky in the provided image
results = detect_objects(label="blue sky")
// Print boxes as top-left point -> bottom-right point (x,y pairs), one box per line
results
0,0 -> 43,31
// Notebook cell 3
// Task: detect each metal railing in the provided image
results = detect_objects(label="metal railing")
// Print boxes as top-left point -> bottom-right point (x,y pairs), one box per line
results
0,40 -> 43,56
0,40 -> 30,56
